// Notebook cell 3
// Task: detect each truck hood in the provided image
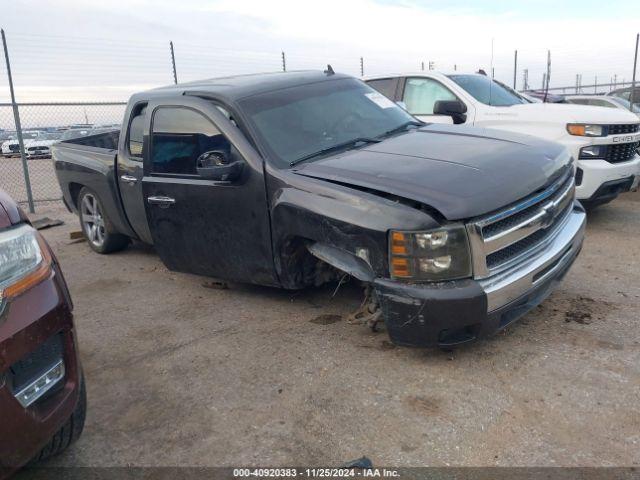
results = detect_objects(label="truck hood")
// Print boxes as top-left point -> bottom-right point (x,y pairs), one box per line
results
292,125 -> 570,220
495,102 -> 640,124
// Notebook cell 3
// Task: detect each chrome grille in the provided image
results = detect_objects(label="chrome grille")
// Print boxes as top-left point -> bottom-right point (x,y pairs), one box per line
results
467,170 -> 575,279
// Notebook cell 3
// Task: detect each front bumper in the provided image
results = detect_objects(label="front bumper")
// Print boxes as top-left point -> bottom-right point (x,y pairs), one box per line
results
375,204 -> 586,348
0,263 -> 81,471
573,153 -> 640,200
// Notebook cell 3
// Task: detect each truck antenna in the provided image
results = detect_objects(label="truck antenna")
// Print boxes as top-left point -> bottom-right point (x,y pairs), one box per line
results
324,64 -> 335,76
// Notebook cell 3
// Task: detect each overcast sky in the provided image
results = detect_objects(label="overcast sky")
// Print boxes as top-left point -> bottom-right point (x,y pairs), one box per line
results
1,0 -> 639,104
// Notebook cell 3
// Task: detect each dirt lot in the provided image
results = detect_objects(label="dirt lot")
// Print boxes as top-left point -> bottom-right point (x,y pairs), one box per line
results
29,193 -> 640,467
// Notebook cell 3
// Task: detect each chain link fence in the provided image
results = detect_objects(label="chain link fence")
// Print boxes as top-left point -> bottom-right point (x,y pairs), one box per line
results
0,103 -> 125,209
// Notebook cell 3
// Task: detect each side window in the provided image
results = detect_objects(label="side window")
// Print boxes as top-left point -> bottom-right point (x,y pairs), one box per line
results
567,98 -> 588,106
128,105 -> 146,159
150,107 -> 230,176
367,78 -> 397,100
403,77 -> 457,115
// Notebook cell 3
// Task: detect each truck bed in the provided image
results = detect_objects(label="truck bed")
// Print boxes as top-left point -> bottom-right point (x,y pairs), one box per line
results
52,129 -> 136,239
61,130 -> 119,151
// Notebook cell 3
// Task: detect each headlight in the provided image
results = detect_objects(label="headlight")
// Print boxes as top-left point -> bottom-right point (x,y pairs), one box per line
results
567,124 -> 604,137
389,225 -> 472,281
0,224 -> 52,313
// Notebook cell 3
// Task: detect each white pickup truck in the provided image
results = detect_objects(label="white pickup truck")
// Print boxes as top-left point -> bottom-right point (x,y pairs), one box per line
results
365,72 -> 640,208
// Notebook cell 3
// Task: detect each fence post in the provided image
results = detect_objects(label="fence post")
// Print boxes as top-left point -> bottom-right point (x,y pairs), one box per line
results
360,56 -> 364,77
421,61 -> 424,71
630,33 -> 639,111
169,41 -> 178,84
281,51 -> 286,72
594,76 -> 597,94
1,29 -> 34,213
513,50 -> 518,89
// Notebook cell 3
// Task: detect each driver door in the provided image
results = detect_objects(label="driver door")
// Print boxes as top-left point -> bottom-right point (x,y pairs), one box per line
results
141,96 -> 278,286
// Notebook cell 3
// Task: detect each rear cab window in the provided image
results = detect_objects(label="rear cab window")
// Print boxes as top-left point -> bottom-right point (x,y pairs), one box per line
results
128,104 -> 147,159
367,78 -> 398,101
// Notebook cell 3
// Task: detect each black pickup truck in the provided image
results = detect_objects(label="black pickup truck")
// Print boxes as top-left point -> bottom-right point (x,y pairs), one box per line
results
53,71 -> 586,347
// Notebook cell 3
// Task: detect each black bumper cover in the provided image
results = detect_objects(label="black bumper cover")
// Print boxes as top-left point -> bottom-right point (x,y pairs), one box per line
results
375,243 -> 580,348
583,175 -> 635,206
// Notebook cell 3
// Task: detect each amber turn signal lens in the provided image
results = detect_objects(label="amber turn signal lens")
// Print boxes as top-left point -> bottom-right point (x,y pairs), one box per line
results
391,257 -> 410,277
567,124 -> 585,136
391,231 -> 407,255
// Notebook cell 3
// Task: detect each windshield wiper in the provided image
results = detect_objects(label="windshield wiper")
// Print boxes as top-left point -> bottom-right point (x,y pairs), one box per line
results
290,137 -> 381,167
377,120 -> 423,139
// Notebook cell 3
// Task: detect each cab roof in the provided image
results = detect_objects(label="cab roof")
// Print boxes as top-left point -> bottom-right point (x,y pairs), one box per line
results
132,70 -> 353,103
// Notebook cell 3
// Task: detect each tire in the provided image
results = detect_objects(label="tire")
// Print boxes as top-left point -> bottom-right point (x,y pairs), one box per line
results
32,374 -> 87,464
77,187 -> 129,254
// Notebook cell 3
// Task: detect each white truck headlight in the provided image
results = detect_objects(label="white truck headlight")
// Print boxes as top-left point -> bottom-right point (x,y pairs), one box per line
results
567,124 -> 604,137
389,225 -> 472,281
0,224 -> 51,311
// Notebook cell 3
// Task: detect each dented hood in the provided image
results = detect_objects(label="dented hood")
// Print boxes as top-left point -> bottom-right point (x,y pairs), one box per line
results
292,124 -> 570,220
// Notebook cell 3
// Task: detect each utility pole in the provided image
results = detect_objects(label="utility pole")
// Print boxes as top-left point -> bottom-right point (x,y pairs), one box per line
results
169,41 -> 178,84
421,61 -> 425,71
542,73 -> 546,90
543,50 -> 551,102
594,75 -> 598,94
523,69 -> 529,90
1,29 -> 34,213
360,57 -> 364,77
281,51 -> 286,72
631,33 -> 639,111
513,50 -> 518,89
428,61 -> 434,70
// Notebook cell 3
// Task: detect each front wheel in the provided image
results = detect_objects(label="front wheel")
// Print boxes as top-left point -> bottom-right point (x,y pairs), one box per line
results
77,187 -> 129,254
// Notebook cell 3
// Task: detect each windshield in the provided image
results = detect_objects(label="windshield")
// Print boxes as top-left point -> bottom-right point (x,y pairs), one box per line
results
60,129 -> 92,140
448,74 -> 528,107
238,78 -> 417,167
610,97 -> 640,113
23,132 -> 42,139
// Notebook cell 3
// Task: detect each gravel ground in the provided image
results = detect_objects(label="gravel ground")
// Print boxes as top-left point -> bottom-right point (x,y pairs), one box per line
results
29,192 -> 640,467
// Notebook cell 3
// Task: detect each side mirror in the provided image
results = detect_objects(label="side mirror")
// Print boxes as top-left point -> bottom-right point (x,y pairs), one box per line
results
196,150 -> 243,181
433,100 -> 467,124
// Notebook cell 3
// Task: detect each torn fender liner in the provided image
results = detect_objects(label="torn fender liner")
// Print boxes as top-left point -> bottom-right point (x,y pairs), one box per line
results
307,243 -> 375,282
374,278 -> 487,347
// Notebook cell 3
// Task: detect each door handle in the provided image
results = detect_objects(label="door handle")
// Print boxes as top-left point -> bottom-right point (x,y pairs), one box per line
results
120,174 -> 138,185
147,195 -> 176,208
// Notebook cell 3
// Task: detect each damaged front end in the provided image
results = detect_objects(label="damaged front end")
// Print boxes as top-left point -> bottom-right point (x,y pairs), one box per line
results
307,182 -> 586,348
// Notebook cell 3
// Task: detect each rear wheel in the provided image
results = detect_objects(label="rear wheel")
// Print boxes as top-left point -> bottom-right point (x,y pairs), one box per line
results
32,374 -> 87,464
78,187 -> 129,254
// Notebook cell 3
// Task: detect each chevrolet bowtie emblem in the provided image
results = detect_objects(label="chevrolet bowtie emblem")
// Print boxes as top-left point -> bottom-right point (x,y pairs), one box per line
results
540,205 -> 557,228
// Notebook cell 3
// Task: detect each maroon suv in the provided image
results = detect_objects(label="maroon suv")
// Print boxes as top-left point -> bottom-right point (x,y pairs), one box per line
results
0,189 -> 85,477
